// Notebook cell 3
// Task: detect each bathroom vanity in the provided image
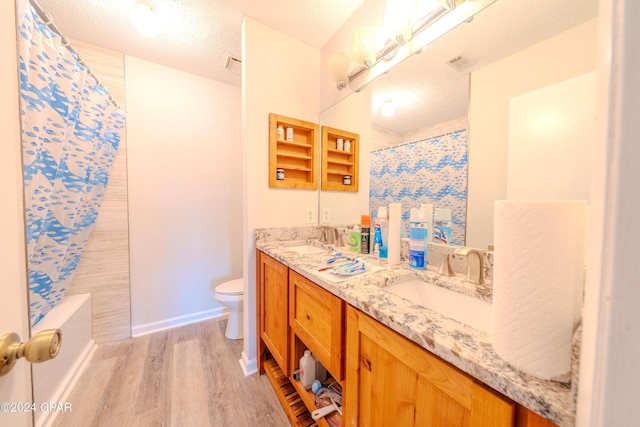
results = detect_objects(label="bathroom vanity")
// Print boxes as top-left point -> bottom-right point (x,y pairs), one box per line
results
256,232 -> 573,427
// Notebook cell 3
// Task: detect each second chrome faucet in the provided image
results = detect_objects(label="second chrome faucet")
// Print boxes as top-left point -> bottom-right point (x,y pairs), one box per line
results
454,247 -> 484,285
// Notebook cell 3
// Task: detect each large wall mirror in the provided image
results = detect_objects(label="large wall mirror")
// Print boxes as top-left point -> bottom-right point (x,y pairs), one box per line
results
319,0 -> 598,250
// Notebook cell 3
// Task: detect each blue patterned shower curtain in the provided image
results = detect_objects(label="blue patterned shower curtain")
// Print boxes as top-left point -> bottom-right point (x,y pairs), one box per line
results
369,130 -> 468,245
18,3 -> 126,326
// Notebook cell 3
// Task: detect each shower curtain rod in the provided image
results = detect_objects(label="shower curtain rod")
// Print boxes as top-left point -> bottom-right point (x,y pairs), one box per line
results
371,127 -> 467,153
28,0 -> 123,110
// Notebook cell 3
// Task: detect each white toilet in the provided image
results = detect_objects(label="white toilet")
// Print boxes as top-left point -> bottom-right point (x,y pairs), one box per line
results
214,278 -> 244,339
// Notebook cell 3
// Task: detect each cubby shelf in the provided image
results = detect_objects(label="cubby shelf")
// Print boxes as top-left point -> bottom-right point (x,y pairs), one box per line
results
321,126 -> 359,192
269,113 -> 319,189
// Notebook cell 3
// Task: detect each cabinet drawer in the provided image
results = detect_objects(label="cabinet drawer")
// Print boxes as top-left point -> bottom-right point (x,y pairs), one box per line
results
289,270 -> 345,380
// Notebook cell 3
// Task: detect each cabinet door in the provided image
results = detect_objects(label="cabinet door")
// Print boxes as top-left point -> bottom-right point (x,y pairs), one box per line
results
257,251 -> 290,375
289,270 -> 345,380
345,305 -> 515,427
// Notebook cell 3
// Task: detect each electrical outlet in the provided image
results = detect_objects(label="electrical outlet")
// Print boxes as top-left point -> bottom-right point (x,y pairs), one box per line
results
305,208 -> 315,224
321,208 -> 331,224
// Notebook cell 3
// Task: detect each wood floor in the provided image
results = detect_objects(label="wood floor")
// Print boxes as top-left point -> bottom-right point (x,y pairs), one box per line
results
52,318 -> 289,427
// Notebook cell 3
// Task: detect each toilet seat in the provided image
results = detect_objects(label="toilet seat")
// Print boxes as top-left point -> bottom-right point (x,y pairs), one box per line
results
215,278 -> 243,296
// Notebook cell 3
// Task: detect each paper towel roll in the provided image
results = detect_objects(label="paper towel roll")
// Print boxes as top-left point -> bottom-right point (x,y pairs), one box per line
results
492,200 -> 585,381
387,203 -> 402,265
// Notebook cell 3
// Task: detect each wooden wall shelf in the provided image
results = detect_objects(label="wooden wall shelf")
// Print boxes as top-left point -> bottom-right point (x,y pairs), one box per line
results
269,113 -> 319,189
321,126 -> 359,192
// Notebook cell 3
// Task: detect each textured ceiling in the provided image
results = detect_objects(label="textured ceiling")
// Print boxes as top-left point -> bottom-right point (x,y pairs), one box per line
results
33,0 -> 598,134
35,0 -> 366,87
368,0 -> 599,135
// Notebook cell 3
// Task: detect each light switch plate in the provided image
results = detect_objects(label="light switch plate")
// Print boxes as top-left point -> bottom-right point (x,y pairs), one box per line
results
306,208 -> 314,224
321,208 -> 331,224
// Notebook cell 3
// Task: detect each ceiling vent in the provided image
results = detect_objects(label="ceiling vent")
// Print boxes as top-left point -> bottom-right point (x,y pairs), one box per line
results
225,54 -> 242,75
446,54 -> 474,72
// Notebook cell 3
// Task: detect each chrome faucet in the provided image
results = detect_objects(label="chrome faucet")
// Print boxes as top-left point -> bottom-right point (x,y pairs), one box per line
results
431,248 -> 453,277
320,226 -> 338,245
454,247 -> 484,285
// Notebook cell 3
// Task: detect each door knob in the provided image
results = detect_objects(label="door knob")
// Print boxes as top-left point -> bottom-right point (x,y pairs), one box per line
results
0,329 -> 62,376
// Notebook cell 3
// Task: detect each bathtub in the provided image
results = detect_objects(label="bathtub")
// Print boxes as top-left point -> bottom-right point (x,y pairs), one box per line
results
31,293 -> 96,427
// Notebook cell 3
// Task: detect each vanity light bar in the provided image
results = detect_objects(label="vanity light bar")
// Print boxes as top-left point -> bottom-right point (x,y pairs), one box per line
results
347,6 -> 449,83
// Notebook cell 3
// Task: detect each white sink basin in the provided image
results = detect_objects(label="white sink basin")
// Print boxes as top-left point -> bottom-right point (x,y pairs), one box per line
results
286,245 -> 327,255
384,279 -> 492,334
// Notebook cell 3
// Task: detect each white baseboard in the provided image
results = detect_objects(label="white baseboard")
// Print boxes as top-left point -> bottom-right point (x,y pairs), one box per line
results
239,350 -> 257,377
37,340 -> 97,427
131,307 -> 227,337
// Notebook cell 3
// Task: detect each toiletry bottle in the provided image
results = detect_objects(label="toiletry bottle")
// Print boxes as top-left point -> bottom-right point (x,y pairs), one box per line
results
418,204 -> 429,261
373,212 -> 381,258
299,350 -> 316,390
360,214 -> 371,254
409,208 -> 427,269
373,206 -> 388,259
434,208 -> 452,244
277,124 -> 284,140
350,223 -> 361,253
420,203 -> 434,243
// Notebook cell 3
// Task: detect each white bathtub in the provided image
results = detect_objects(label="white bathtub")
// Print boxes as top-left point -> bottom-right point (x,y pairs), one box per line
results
31,293 -> 96,427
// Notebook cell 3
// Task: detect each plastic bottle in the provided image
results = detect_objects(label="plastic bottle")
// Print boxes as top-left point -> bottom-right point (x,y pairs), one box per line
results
350,223 -> 361,253
409,208 -> 427,269
360,214 -> 371,254
434,208 -> 452,244
299,350 -> 316,390
420,203 -> 433,243
277,125 -> 284,140
373,206 -> 388,259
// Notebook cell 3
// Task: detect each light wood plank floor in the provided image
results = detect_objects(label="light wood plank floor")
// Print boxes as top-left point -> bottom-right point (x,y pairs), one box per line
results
53,318 -> 289,427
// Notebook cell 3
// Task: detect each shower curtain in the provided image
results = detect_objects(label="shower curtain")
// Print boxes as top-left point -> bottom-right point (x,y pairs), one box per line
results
17,3 -> 126,326
369,129 -> 468,245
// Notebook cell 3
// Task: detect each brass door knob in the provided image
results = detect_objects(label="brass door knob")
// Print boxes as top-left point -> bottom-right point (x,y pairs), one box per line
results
0,329 -> 62,376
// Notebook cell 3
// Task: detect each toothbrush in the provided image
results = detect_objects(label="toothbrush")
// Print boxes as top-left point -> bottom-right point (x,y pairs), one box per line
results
319,258 -> 359,272
326,253 -> 345,264
341,263 -> 365,274
326,252 -> 355,264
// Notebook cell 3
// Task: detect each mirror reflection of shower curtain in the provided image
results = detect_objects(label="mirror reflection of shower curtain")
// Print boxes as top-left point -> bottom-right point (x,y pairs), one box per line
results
17,3 -> 126,326
369,129 -> 468,245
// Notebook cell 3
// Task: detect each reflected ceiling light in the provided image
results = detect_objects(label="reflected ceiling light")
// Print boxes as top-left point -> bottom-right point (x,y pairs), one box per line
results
381,99 -> 396,117
329,53 -> 351,90
131,0 -> 160,38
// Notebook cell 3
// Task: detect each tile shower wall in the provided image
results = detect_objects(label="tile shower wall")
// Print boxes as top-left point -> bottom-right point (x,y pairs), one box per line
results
369,129 -> 468,245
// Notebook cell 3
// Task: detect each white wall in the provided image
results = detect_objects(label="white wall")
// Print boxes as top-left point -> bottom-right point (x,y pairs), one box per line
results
242,17 -> 321,373
577,0 -> 640,424
507,72 -> 595,200
126,56 -> 242,331
466,19 -> 597,249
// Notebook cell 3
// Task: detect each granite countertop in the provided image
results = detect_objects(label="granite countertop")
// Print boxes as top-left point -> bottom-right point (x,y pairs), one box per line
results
256,238 -> 575,427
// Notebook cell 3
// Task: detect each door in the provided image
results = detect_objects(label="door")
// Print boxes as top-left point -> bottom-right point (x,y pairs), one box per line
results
0,1 -> 34,426
345,306 -> 515,427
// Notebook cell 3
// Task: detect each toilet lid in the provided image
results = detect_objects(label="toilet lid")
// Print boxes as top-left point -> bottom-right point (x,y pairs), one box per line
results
216,278 -> 243,295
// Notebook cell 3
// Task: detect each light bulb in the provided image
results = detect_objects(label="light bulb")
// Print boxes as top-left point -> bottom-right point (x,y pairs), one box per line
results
384,0 -> 417,43
382,100 -> 396,117
132,0 -> 160,38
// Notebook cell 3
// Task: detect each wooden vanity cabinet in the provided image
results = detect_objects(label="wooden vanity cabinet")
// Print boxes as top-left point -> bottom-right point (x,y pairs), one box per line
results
345,305 -> 515,427
257,250 -> 291,375
257,252 -> 561,427
289,270 -> 345,381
